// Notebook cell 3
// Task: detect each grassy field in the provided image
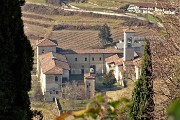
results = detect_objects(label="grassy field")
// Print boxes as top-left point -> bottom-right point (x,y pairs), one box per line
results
60,99 -> 88,110
26,0 -> 45,4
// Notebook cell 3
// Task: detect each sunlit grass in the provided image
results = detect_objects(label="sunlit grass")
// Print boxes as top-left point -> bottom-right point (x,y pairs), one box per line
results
26,0 -> 45,4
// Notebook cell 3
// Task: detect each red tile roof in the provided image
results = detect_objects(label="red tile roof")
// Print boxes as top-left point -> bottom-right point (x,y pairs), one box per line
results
36,38 -> 57,47
59,49 -> 123,54
123,29 -> 135,33
45,67 -> 63,75
39,52 -> 70,75
105,54 -> 123,66
105,52 -> 139,66
84,73 -> 96,79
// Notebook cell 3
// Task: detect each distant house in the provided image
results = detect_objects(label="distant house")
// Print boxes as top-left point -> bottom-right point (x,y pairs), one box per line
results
127,2 -> 177,15
36,29 -> 142,101
37,39 -> 70,101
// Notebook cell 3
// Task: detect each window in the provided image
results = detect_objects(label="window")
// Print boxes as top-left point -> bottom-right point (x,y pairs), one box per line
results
75,58 -> 77,61
42,49 -> 45,53
56,91 -> 59,94
89,83 -> 91,86
85,57 -> 87,61
87,85 -> 88,88
50,91 -> 52,94
92,57 -> 94,61
99,57 -> 102,61
55,76 -> 58,82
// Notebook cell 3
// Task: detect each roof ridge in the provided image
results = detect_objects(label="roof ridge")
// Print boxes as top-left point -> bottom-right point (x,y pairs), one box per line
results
37,38 -> 57,46
44,66 -> 61,74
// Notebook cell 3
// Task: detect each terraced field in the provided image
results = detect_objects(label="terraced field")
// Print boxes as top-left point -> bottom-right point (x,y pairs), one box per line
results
22,3 -> 156,50
49,30 -> 101,49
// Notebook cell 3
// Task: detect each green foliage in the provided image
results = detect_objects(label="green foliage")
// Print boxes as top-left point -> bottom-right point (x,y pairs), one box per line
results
102,70 -> 116,86
99,23 -> 113,47
0,0 -> 33,119
167,98 -> 180,120
56,94 -> 131,120
130,40 -> 154,120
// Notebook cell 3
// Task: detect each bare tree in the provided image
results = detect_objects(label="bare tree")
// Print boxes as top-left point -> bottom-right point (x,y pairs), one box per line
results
62,80 -> 84,109
63,80 -> 83,100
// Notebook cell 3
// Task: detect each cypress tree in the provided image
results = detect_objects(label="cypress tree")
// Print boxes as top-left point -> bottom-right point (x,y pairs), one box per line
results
0,0 -> 33,119
99,23 -> 113,46
130,40 -> 154,120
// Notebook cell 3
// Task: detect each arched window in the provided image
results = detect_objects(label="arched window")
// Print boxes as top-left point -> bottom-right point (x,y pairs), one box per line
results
55,76 -> 58,82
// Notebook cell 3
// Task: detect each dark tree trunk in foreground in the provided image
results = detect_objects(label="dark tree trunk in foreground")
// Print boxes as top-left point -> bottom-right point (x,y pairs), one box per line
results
0,0 -> 33,119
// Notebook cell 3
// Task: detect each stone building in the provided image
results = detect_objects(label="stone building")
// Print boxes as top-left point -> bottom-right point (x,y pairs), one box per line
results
36,29 -> 142,101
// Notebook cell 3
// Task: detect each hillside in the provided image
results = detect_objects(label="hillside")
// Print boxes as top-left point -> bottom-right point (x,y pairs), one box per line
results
22,3 -> 157,50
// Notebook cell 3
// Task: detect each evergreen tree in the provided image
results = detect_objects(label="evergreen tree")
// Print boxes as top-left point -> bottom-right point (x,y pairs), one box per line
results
130,40 -> 154,120
0,0 -> 33,119
99,23 -> 113,46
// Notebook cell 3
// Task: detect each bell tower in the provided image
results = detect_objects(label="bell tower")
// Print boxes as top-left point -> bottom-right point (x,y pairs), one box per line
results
123,29 -> 135,61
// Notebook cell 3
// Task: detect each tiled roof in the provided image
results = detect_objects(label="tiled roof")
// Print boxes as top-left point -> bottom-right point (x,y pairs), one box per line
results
84,73 -> 96,79
105,54 -> 123,66
39,52 -> 70,75
59,49 -> 123,54
45,67 -> 63,75
36,38 -> 57,47
105,52 -> 139,66
123,29 -> 135,33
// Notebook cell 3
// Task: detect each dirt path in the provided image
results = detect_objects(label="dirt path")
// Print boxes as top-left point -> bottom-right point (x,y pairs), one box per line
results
26,2 -> 147,21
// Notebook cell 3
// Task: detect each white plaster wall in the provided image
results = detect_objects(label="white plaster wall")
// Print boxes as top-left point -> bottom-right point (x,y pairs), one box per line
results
41,73 -> 46,95
43,74 -> 63,101
135,66 -> 139,80
115,65 -> 119,81
106,63 -> 110,74
119,72 -> 124,87
46,75 -> 62,90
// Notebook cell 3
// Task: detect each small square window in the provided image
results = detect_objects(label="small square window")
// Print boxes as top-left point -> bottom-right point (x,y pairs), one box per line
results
92,57 -> 94,61
75,58 -> 77,61
42,49 -> 45,53
55,76 -> 58,82
56,91 -> 59,94
85,58 -> 87,61
99,57 -> 102,61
